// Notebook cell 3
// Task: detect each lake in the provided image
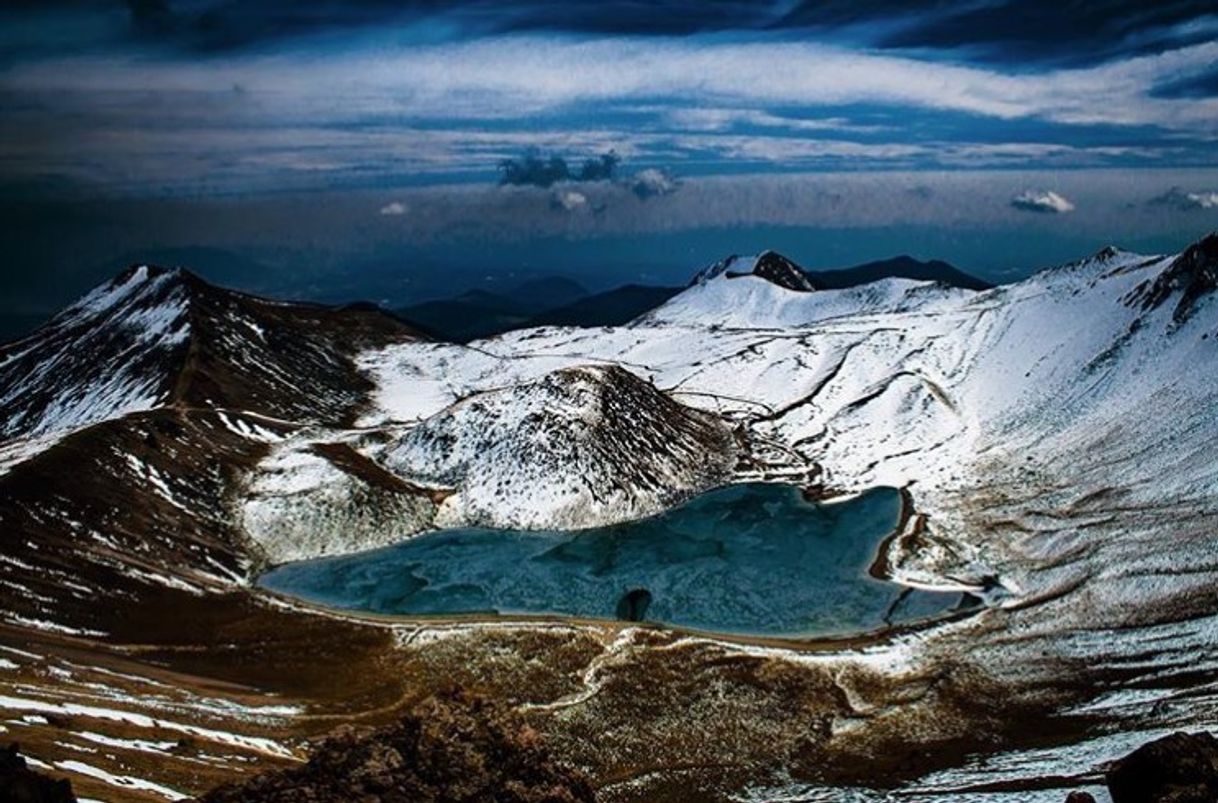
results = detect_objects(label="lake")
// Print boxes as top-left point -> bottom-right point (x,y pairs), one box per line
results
259,483 -> 961,638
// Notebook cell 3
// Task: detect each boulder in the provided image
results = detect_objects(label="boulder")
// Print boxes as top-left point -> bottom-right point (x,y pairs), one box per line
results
1106,731 -> 1218,803
615,588 -> 652,622
0,744 -> 77,803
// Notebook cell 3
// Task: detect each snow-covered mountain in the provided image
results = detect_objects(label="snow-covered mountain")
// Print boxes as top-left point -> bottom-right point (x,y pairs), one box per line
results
353,235 -> 1218,602
1,235 -> 1217,801
0,265 -> 421,444
383,364 -> 738,530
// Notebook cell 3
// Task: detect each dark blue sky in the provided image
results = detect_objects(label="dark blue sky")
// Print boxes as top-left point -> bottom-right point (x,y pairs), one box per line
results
0,1 -> 1216,328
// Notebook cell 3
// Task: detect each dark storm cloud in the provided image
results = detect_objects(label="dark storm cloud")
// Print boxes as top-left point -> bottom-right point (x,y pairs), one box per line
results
103,0 -> 785,53
7,0 -> 1214,66
781,0 -> 1218,66
498,151 -> 619,188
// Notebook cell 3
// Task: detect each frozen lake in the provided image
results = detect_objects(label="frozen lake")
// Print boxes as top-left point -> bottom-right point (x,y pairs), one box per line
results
259,483 -> 961,637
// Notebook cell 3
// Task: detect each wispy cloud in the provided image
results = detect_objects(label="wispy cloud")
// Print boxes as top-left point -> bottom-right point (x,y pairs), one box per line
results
3,21 -> 1218,195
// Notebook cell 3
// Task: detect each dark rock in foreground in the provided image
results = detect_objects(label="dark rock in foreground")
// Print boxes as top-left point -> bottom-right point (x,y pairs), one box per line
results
197,689 -> 595,803
0,744 -> 77,803
1106,731 -> 1218,803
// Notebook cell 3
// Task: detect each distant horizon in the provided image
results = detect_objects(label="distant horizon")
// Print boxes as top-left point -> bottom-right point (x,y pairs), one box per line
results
3,167 -> 1216,336
4,218 -> 1215,346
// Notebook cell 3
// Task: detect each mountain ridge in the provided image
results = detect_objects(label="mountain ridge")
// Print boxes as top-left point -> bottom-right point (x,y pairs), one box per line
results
0,264 -> 423,442
393,252 -> 990,341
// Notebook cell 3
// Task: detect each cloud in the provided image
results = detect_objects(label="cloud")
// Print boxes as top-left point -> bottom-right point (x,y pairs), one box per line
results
1011,189 -> 1075,214
498,149 -> 621,188
499,151 -> 571,188
1149,186 -> 1218,210
6,18 -> 1218,196
379,201 -> 409,215
12,1 -> 1209,70
873,0 -> 1218,67
630,168 -> 679,199
577,152 -> 619,181
551,188 -> 588,212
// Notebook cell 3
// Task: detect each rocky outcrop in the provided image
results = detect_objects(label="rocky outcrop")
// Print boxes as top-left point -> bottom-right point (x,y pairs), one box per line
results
691,251 -> 817,291
1124,232 -> 1218,326
1106,731 -> 1218,803
614,588 -> 652,622
197,689 -> 595,803
0,744 -> 77,803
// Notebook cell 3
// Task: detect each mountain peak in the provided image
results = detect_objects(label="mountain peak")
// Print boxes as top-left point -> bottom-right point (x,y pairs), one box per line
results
0,264 -> 422,442
691,250 -> 815,292
1124,231 -> 1218,326
752,251 -> 818,291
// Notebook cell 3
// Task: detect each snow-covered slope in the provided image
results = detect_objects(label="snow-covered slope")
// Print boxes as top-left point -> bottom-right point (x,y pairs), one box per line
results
0,266 -> 191,441
240,435 -> 440,564
640,248 -> 970,329
0,266 -> 421,448
642,271 -> 968,329
355,235 -> 1218,596
382,365 -> 738,529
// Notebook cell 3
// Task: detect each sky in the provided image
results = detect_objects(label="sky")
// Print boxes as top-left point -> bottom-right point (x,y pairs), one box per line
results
1,1 -> 1218,331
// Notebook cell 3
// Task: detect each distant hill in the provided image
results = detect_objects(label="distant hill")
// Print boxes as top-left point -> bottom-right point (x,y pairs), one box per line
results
806,255 -> 992,291
523,285 -> 684,330
394,277 -> 588,342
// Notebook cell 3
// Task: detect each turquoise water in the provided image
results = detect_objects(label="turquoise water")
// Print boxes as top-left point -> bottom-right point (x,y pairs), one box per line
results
259,483 -> 960,637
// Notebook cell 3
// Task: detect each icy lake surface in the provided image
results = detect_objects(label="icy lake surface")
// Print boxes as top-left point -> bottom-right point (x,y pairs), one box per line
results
259,483 -> 960,637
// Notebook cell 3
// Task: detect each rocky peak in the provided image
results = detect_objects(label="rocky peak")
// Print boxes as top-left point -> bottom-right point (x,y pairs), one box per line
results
751,251 -> 817,292
1125,232 -> 1218,326
690,250 -> 816,292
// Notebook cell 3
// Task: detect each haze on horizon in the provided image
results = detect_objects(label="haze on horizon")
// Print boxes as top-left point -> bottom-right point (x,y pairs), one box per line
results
1,0 -> 1217,333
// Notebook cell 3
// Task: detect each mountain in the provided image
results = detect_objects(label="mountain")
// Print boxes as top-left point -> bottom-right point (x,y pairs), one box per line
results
693,249 -> 988,292
521,283 -> 682,329
693,251 -> 818,291
0,265 -> 423,442
2,235 -> 1217,802
401,252 -> 985,339
807,254 -> 992,291
394,276 -> 588,342
504,276 -> 590,308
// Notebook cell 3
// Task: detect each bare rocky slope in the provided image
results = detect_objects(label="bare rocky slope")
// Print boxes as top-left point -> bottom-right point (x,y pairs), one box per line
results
383,364 -> 738,530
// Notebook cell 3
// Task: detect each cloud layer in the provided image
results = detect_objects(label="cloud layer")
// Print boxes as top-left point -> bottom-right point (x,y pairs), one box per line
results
0,3 -> 1216,197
